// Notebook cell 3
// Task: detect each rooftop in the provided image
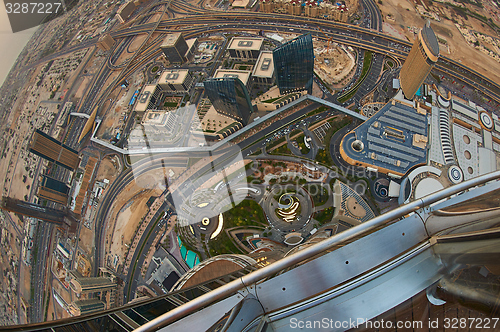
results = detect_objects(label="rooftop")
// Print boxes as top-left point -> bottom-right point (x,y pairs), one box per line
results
421,22 -> 439,57
214,69 -> 252,86
161,33 -> 183,48
135,85 -> 157,112
159,69 -> 190,84
227,37 -> 263,51
253,51 -> 274,78
341,100 -> 428,175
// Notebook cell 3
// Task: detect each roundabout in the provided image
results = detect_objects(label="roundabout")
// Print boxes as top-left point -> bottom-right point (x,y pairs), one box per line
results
262,184 -> 313,234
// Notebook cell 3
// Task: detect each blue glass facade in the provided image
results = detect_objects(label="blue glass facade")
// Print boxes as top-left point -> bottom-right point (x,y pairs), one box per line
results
273,33 -> 314,94
203,77 -> 253,125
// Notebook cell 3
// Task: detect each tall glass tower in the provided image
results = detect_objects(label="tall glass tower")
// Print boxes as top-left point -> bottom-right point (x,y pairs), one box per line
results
203,77 -> 253,125
273,33 -> 314,94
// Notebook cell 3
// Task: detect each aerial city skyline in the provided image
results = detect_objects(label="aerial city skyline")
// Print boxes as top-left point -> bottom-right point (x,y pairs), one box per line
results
0,0 -> 499,330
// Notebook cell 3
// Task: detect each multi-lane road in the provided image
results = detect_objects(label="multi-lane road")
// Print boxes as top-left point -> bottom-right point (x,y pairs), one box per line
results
22,0 -> 500,318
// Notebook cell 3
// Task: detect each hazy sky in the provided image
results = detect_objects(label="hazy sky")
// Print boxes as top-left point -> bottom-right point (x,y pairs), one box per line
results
0,5 -> 37,86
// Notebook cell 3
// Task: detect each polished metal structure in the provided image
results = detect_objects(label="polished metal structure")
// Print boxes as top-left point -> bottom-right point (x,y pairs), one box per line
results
135,170 -> 500,332
4,171 -> 499,332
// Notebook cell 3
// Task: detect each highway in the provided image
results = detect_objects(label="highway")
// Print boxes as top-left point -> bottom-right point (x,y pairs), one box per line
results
19,0 -> 500,314
90,2 -> 500,300
107,16 -> 500,104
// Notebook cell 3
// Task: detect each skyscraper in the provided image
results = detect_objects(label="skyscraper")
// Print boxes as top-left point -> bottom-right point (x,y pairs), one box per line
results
29,130 -> 80,171
160,33 -> 189,65
399,21 -> 439,99
69,276 -> 116,296
273,33 -> 314,94
204,77 -> 253,125
37,176 -> 70,205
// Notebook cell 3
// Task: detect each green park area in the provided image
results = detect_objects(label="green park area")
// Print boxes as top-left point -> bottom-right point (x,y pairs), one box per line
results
304,184 -> 329,207
314,118 -> 352,165
208,200 -> 268,256
337,51 -> 373,104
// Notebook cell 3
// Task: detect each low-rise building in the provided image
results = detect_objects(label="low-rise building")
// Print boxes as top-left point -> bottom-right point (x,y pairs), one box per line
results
134,85 -> 161,114
214,69 -> 252,90
158,69 -> 195,93
227,37 -> 263,61
252,51 -> 275,87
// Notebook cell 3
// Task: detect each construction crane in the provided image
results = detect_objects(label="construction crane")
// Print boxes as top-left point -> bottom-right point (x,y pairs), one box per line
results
317,25 -> 333,53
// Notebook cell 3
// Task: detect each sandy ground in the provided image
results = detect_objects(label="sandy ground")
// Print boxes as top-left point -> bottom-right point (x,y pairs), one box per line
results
96,68 -> 144,141
377,0 -> 500,83
315,42 -> 355,86
104,168 -> 167,269
63,50 -> 94,92
127,34 -> 149,54
18,262 -> 30,324
78,155 -> 121,257
95,155 -> 121,182
78,226 -> 94,257
73,76 -> 92,101
111,194 -> 153,258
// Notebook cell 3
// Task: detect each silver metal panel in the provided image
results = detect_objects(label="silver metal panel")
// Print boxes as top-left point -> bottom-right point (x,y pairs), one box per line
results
255,213 -> 426,312
226,298 -> 265,332
423,180 -> 500,236
157,294 -> 243,332
268,247 -> 443,332
425,211 -> 500,237
425,179 -> 500,213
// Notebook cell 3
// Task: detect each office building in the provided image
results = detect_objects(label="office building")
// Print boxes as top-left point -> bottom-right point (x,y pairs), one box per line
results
252,51 -> 275,87
29,130 -> 80,171
399,21 -> 439,99
213,69 -> 252,89
227,37 -> 263,61
69,276 -> 116,296
37,176 -> 70,205
97,34 -> 115,51
204,77 -> 253,125
161,33 -> 189,65
158,69 -> 195,93
0,197 -> 78,232
184,38 -> 199,62
116,1 -> 136,23
273,33 -> 314,94
142,110 -> 178,133
68,299 -> 106,316
134,85 -> 161,114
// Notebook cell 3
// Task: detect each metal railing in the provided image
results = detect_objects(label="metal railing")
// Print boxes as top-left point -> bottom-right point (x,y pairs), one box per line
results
133,170 -> 500,332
